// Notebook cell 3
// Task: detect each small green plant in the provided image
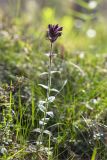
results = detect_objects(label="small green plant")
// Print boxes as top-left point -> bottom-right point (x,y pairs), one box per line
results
33,24 -> 68,158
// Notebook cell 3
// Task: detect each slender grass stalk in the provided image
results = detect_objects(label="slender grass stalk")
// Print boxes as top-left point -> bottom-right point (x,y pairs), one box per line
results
8,0 -> 21,17
48,134 -> 51,160
18,87 -> 22,125
31,84 -> 35,127
16,0 -> 21,17
9,84 -> 12,122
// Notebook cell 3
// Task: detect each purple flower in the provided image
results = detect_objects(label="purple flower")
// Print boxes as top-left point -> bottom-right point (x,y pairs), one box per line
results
47,24 -> 63,43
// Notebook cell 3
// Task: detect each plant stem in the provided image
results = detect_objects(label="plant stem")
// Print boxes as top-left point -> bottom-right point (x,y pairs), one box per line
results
38,42 -> 53,146
47,42 -> 53,98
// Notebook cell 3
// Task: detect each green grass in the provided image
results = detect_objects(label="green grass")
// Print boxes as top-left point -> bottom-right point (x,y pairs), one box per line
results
0,2 -> 107,160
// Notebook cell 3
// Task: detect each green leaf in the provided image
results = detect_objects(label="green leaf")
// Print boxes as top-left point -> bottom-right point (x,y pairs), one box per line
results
41,118 -> 50,122
38,84 -> 48,90
51,71 -> 61,74
40,72 -> 48,76
39,120 -> 47,126
91,147 -> 97,160
48,96 -> 55,102
51,88 -> 59,93
43,130 -> 52,136
40,71 -> 61,76
32,128 -> 41,133
38,101 -> 46,112
63,80 -> 67,87
46,111 -> 54,118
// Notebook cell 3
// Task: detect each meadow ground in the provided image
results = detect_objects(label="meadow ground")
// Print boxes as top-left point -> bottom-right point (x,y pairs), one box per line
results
0,1 -> 107,160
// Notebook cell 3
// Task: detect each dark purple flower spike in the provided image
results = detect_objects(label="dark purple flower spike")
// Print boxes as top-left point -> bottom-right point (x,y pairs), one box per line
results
47,24 -> 63,43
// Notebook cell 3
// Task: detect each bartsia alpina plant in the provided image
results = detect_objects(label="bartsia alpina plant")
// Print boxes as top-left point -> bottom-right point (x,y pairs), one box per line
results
36,24 -> 65,158
47,24 -> 63,43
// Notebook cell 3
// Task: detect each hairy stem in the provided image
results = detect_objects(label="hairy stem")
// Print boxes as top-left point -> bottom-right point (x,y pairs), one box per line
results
38,42 -> 53,146
47,42 -> 53,98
